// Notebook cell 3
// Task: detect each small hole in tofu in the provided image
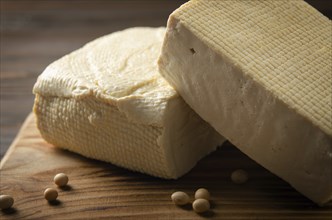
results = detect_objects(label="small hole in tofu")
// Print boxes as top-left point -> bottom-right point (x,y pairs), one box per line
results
190,48 -> 196,54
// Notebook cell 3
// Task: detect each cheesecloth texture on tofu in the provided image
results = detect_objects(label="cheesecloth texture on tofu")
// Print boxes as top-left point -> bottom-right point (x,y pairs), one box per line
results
33,27 -> 225,179
158,0 -> 331,204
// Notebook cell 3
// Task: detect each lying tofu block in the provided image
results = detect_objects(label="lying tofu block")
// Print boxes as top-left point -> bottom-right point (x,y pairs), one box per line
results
33,27 -> 224,179
158,0 -> 332,204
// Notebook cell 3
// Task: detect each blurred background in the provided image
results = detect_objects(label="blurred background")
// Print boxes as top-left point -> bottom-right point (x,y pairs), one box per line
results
1,0 -> 331,158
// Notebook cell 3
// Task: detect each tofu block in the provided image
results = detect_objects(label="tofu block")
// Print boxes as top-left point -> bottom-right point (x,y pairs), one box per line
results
33,27 -> 225,179
158,0 -> 332,204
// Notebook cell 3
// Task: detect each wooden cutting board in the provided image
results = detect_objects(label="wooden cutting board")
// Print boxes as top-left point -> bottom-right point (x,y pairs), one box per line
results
1,113 -> 331,219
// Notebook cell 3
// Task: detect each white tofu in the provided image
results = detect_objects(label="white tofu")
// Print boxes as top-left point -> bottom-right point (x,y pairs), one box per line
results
158,1 -> 332,204
33,27 -> 225,179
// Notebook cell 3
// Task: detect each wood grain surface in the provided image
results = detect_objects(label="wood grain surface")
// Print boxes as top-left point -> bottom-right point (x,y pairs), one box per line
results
1,113 -> 331,219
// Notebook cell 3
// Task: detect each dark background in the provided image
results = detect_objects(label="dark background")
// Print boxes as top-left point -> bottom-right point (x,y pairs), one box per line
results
1,0 -> 331,158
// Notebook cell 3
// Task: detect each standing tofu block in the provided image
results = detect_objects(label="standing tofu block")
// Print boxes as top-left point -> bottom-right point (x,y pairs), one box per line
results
158,0 -> 332,204
33,27 -> 224,179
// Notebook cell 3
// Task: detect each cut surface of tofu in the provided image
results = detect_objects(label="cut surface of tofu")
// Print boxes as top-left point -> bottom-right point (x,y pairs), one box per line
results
158,1 -> 332,204
33,27 -> 225,179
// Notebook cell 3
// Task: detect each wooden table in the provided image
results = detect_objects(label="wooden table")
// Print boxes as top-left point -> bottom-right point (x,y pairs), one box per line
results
1,113 -> 331,219
1,1 -> 332,219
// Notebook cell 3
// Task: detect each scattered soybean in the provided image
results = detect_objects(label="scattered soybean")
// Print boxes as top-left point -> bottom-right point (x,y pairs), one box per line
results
44,188 -> 58,201
231,169 -> 249,184
192,198 -> 210,213
195,188 -> 210,200
0,195 -> 14,210
171,191 -> 190,205
54,173 -> 69,187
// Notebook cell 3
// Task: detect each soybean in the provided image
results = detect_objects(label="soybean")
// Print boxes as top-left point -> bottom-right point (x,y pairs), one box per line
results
195,188 -> 210,200
54,173 -> 69,187
44,188 -> 58,201
0,195 -> 14,209
171,191 -> 190,205
192,198 -> 210,213
231,169 -> 249,184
